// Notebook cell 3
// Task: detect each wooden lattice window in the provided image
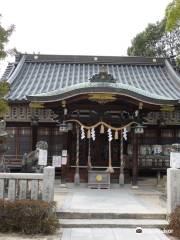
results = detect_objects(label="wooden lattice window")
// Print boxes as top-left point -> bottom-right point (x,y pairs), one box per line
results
6,127 -> 31,158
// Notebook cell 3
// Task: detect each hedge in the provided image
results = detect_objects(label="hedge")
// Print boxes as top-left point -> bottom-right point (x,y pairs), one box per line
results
0,199 -> 59,234
168,206 -> 180,238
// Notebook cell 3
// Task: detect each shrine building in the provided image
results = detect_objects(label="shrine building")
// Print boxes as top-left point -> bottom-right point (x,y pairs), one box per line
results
2,53 -> 180,186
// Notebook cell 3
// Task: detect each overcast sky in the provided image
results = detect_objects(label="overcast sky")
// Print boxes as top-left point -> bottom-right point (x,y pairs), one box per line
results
0,0 -> 171,76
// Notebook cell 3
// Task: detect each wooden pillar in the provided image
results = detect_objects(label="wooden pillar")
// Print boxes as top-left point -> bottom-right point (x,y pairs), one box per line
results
119,131 -> 124,186
31,109 -> 39,151
132,132 -> 139,187
61,132 -> 68,183
32,125 -> 38,150
74,124 -> 80,185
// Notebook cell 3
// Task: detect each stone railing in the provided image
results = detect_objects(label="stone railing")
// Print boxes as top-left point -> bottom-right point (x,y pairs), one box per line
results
0,166 -> 55,202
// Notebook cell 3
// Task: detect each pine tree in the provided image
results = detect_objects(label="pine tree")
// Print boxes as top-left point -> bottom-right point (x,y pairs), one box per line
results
0,14 -> 14,117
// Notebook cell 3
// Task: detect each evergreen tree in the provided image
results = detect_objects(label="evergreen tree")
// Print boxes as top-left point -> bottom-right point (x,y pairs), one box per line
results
0,14 -> 14,117
166,0 -> 180,31
127,19 -> 180,59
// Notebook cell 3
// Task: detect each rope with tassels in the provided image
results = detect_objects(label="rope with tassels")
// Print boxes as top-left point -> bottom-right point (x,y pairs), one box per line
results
65,119 -> 137,131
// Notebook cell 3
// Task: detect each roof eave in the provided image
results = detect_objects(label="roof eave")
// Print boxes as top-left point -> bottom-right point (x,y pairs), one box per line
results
27,86 -> 179,106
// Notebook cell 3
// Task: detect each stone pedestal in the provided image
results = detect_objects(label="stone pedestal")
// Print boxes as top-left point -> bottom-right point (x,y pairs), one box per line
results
167,168 -> 180,213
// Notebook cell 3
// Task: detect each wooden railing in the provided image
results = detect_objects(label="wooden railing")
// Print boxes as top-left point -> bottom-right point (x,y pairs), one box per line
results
138,155 -> 170,169
0,167 -> 55,202
4,155 -> 23,169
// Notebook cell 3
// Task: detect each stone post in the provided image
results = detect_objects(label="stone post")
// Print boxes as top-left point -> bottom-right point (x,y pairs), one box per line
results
42,166 -> 55,202
167,168 -> 180,213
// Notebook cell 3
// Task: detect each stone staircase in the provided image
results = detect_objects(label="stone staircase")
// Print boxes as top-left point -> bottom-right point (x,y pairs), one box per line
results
58,211 -> 168,229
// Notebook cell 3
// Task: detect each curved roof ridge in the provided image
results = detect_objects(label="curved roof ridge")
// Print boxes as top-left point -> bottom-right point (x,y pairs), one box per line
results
27,82 -> 174,101
7,55 -> 26,84
165,60 -> 180,84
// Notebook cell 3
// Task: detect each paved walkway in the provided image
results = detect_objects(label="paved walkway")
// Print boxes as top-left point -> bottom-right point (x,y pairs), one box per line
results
62,228 -> 169,240
0,182 -> 172,240
59,183 -> 166,214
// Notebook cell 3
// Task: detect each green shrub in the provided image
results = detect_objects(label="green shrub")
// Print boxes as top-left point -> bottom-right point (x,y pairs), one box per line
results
0,199 -> 59,234
168,206 -> 180,238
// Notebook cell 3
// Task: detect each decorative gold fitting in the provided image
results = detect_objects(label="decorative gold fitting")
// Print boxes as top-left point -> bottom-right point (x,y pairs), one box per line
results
62,100 -> 66,108
29,102 -> 44,109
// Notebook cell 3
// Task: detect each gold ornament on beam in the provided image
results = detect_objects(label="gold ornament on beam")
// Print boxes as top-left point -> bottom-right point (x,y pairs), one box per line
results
100,124 -> 105,134
88,93 -> 116,104
29,102 -> 44,109
160,105 -> 175,112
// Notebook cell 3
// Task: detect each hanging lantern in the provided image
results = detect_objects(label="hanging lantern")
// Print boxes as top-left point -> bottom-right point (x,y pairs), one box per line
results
100,124 -> 105,134
115,130 -> 118,140
64,108 -> 68,115
134,124 -> 144,134
59,122 -> 68,132
67,123 -> 73,131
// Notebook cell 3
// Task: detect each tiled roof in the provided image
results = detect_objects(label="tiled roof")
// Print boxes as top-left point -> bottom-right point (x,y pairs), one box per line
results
5,54 -> 180,104
1,63 -> 15,81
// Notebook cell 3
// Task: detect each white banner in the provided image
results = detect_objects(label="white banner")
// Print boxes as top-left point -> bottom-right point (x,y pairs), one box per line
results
38,149 -> 47,166
170,152 -> 180,169
62,156 -> 67,165
52,156 -> 62,167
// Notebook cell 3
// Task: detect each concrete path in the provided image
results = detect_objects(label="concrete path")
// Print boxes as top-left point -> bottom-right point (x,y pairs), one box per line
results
62,228 -> 169,240
60,184 -> 166,214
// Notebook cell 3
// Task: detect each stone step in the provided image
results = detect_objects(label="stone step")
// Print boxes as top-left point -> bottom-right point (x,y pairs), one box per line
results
57,211 -> 167,220
62,228 -> 170,240
60,219 -> 168,228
